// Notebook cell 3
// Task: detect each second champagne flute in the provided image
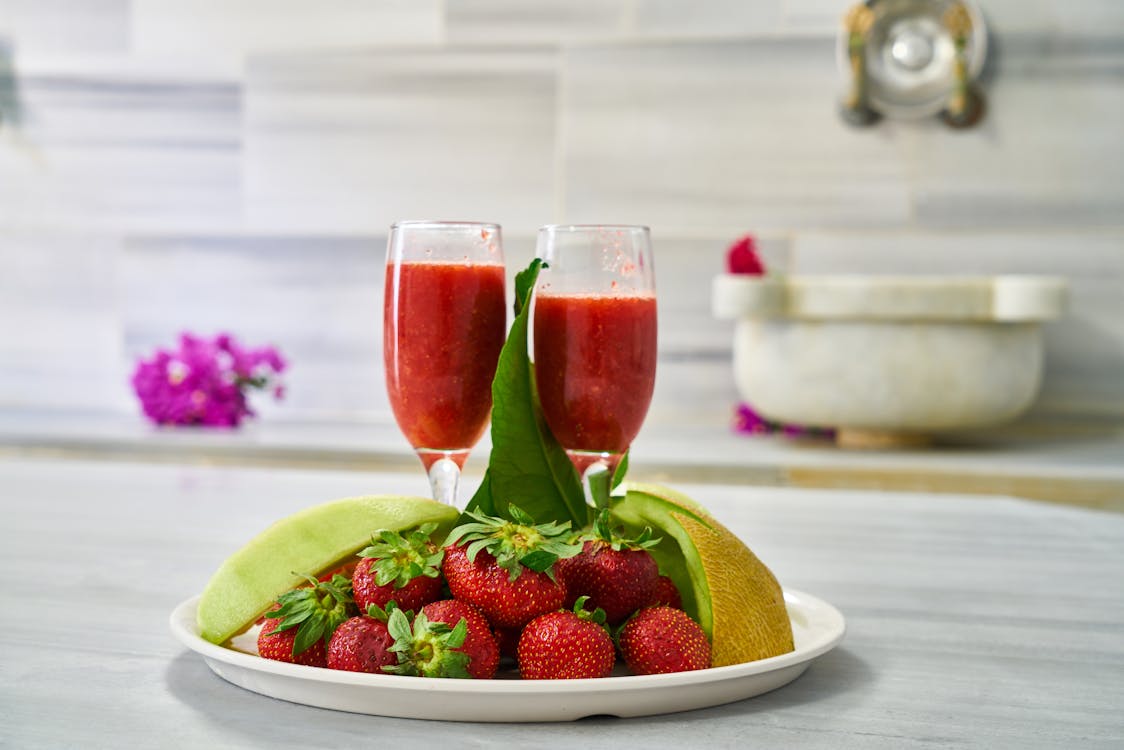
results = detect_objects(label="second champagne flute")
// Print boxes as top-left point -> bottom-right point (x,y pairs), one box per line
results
383,221 -> 507,506
532,224 -> 657,501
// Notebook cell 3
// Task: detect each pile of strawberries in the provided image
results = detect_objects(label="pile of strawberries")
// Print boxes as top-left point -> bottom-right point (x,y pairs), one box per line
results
257,507 -> 711,679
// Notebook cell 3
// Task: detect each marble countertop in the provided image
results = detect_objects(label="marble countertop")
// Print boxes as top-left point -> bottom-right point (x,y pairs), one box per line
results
2,456 -> 1122,748
2,408 -> 1122,511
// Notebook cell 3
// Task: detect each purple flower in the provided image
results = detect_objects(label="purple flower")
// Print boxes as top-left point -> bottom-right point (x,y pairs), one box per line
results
734,403 -> 774,435
131,332 -> 286,428
733,403 -> 835,441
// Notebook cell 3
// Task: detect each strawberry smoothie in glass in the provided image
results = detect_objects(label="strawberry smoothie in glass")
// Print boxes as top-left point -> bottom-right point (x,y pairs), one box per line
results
384,221 -> 506,506
532,225 -> 657,499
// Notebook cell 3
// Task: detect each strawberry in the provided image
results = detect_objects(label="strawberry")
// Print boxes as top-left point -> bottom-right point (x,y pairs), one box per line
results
442,506 -> 582,629
557,509 -> 660,625
352,523 -> 445,613
493,625 -> 521,661
257,605 -> 328,667
317,560 -> 357,583
517,597 -> 616,680
326,603 -> 404,673
648,575 -> 683,610
385,599 -> 499,679
617,606 -> 711,675
257,573 -> 354,666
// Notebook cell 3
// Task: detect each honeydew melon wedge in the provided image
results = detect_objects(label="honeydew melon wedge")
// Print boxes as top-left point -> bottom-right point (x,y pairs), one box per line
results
197,495 -> 459,645
609,483 -> 794,667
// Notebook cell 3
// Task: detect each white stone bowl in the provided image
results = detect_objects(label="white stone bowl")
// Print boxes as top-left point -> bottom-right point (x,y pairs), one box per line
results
712,275 -> 1068,447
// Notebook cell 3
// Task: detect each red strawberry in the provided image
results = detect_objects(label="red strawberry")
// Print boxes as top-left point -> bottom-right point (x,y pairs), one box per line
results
648,575 -> 683,610
493,625 -> 521,661
317,560 -> 357,583
326,603 -> 403,673
517,597 -> 616,680
385,599 -> 499,679
725,234 -> 765,275
617,606 -> 711,675
257,605 -> 328,667
352,523 -> 445,613
557,510 -> 660,625
442,506 -> 581,629
257,573 -> 354,666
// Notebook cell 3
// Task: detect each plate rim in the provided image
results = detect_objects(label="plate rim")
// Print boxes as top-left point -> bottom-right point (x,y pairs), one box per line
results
169,588 -> 846,696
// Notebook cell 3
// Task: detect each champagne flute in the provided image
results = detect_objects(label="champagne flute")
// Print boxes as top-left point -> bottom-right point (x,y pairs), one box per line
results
532,225 -> 657,504
384,221 -> 507,506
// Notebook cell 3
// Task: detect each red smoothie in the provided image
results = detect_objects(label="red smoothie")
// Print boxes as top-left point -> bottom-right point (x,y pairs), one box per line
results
384,261 -> 506,457
533,292 -> 658,454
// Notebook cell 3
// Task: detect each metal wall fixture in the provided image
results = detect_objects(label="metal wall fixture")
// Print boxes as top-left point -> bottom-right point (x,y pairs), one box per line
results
837,0 -> 987,129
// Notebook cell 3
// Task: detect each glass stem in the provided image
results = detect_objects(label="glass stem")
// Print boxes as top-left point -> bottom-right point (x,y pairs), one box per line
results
581,459 -> 613,510
427,457 -> 461,507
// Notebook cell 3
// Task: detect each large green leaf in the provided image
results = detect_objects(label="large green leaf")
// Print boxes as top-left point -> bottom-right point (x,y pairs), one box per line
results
463,259 -> 591,528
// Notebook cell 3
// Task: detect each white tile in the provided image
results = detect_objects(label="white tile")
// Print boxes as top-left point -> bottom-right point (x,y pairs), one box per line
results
779,0 -> 1059,37
0,65 -> 241,232
908,41 -> 1124,229
446,1 -> 631,43
121,235 -> 389,421
1059,5 -> 1124,36
0,0 -> 129,58
654,235 -> 791,355
778,0 -> 849,32
647,358 -> 742,428
0,232 -> 127,412
634,0 -> 783,36
132,0 -> 441,61
561,38 -> 913,235
791,230 -> 1124,276
244,48 -> 557,235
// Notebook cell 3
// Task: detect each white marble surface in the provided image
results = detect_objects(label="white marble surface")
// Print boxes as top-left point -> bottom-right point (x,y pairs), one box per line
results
1,456 -> 1122,747
730,320 -> 1045,431
713,274 -> 1069,433
713,275 -> 1068,321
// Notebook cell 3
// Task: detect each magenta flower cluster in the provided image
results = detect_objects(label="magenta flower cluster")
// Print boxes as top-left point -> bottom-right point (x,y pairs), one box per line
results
131,332 -> 286,428
733,403 -> 834,440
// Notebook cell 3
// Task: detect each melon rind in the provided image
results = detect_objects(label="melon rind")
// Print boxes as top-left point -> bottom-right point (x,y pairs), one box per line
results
610,485 -> 715,633
611,482 -> 794,667
196,495 -> 459,645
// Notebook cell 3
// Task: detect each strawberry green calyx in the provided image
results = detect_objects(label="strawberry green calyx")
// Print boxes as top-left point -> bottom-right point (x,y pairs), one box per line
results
358,522 -> 444,588
444,505 -> 582,582
265,573 -> 355,657
365,600 -> 412,623
384,609 -> 471,678
572,595 -> 609,627
588,508 -> 661,552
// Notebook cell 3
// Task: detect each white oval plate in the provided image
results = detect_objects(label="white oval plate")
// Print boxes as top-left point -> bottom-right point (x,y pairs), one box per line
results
169,589 -> 845,722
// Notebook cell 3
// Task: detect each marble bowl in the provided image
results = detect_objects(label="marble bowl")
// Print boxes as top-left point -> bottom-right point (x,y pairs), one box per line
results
712,275 -> 1068,448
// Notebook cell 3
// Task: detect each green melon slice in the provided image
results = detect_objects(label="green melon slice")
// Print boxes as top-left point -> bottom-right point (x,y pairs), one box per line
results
610,483 -> 793,667
196,495 -> 459,645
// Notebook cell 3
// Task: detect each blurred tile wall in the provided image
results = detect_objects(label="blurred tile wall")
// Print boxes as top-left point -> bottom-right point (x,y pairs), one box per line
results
1,0 -> 1122,427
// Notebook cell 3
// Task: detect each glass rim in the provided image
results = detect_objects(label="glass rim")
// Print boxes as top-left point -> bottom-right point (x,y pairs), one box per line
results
538,223 -> 650,233
390,220 -> 502,231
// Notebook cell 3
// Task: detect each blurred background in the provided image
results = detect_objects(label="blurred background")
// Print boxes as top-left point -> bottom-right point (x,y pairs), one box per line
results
1,0 -> 1122,437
